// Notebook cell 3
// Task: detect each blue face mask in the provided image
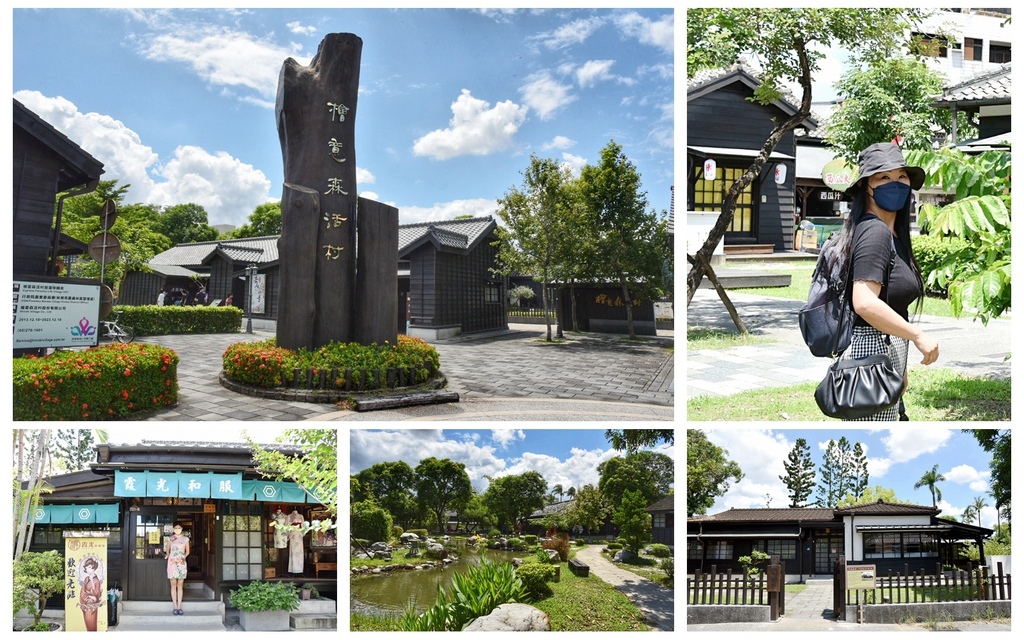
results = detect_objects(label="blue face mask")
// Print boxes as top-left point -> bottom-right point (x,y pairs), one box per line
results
870,181 -> 911,212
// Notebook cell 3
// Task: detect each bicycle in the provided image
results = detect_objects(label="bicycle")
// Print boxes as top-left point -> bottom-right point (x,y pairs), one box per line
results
100,311 -> 135,343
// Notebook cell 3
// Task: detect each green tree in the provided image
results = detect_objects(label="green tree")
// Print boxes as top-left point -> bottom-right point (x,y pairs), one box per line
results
156,203 -> 220,245
52,429 -> 97,473
507,285 -> 536,308
566,486 -> 576,500
815,437 -> 864,508
605,429 -> 674,454
456,493 -> 495,533
852,442 -> 869,499
482,471 -> 548,532
961,505 -> 976,524
551,484 -> 564,501
494,155 -> 577,341
351,500 -> 394,543
415,457 -> 472,534
825,57 -> 975,162
964,430 -> 1010,522
686,429 -> 743,516
904,148 -> 1011,324
598,454 -> 667,509
246,428 -> 337,517
579,141 -> 668,339
836,485 -> 909,508
231,201 -> 283,238
686,8 -> 929,308
354,461 -> 418,529
565,484 -> 610,534
969,495 -> 988,528
913,463 -> 945,507
779,438 -> 816,507
611,489 -> 652,554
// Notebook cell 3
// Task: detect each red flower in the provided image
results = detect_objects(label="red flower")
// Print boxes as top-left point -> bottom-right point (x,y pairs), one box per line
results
124,367 -> 132,376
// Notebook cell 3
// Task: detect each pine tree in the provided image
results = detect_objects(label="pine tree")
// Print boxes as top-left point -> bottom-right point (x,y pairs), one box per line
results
780,438 -> 816,507
852,442 -> 870,500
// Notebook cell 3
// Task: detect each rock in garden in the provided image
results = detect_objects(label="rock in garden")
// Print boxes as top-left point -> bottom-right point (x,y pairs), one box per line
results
463,603 -> 552,632
426,544 -> 448,559
370,542 -> 390,551
400,532 -> 420,542
613,549 -> 635,563
545,549 -> 560,562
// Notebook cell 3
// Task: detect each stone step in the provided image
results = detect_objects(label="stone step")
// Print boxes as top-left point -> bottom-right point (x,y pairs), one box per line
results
113,610 -> 227,632
291,613 -> 338,630
120,600 -> 223,614
724,244 -> 775,255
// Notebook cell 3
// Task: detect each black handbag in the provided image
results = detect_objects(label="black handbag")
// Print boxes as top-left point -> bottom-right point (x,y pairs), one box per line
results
815,351 -> 904,419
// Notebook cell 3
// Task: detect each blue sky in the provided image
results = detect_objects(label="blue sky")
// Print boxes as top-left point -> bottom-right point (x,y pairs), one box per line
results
700,429 -> 1005,529
350,428 -> 676,495
11,6 -> 675,228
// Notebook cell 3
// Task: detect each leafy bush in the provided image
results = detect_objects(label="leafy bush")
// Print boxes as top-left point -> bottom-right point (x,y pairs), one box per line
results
230,580 -> 300,612
391,525 -> 404,541
507,537 -> 527,551
400,559 -> 527,631
111,304 -> 242,336
408,529 -> 429,540
542,535 -> 570,562
14,551 -> 65,629
221,335 -> 440,389
660,557 -> 674,582
912,234 -> 972,296
487,529 -> 502,539
575,538 -> 587,546
515,562 -> 556,600
650,543 -> 672,558
351,501 -> 394,543
13,343 -> 179,420
523,534 -> 538,545
606,542 -> 622,551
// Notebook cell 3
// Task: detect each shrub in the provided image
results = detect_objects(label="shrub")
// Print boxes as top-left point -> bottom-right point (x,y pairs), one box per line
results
391,525 -> 404,541
542,535 -> 570,562
351,501 -> 393,543
408,529 -> 429,540
222,340 -> 295,387
400,559 -> 527,631
230,580 -> 300,612
14,551 -> 65,630
575,538 -> 586,546
507,537 -> 527,551
487,529 -> 502,540
111,304 -> 242,336
523,534 -> 538,545
606,542 -> 623,551
650,543 -> 672,558
12,343 -> 179,420
515,562 -> 556,601
912,234 -> 972,296
660,557 -> 674,582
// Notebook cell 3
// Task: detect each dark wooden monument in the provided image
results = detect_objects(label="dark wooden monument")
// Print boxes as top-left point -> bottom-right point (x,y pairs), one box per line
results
275,33 -> 398,351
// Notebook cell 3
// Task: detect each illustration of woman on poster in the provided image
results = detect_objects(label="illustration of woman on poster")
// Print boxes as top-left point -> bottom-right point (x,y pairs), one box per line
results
77,555 -> 105,632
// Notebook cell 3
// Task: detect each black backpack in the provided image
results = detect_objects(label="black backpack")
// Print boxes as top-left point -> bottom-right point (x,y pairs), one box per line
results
798,232 -> 854,357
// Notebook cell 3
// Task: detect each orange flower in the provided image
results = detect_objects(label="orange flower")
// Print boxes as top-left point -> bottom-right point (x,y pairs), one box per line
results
124,367 -> 132,376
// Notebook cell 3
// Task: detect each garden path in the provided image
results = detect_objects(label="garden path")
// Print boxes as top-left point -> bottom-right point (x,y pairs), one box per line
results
573,544 -> 674,631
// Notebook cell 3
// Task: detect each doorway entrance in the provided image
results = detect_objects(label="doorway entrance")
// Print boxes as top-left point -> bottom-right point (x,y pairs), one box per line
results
127,509 -> 209,600
815,534 -> 844,575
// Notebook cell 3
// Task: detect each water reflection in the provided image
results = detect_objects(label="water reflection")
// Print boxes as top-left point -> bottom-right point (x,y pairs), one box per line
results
350,538 -> 529,616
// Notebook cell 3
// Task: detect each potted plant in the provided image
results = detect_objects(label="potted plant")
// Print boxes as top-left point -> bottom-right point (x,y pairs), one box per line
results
229,580 -> 299,631
299,583 -> 320,600
14,551 -> 65,632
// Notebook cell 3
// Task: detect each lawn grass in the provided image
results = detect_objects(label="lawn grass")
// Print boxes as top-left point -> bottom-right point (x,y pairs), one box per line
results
687,327 -> 774,350
598,549 -> 673,588
351,611 -> 401,631
688,366 -> 1010,421
529,557 -> 650,631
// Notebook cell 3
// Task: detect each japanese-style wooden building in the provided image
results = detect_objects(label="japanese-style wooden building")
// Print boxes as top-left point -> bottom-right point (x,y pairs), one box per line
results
25,440 -> 337,608
687,62 -> 817,252
687,500 -> 993,582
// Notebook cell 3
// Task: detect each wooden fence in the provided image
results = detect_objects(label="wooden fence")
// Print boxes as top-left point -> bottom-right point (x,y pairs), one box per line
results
846,562 -> 1011,606
687,566 -> 768,605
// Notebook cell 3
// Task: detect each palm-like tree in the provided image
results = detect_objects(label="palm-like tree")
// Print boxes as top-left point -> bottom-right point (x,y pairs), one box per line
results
552,484 -> 564,502
566,486 -> 576,500
914,464 -> 945,507
970,496 -> 988,528
961,505 -> 976,525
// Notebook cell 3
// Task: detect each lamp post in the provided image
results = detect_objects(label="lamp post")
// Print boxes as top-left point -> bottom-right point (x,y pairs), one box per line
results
245,264 -> 256,334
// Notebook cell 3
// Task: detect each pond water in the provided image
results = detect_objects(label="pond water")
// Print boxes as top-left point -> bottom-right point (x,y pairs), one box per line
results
350,539 -> 529,617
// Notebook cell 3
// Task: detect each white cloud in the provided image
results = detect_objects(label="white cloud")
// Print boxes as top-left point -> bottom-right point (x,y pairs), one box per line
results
561,153 -> 587,176
356,166 -> 376,185
287,21 -> 317,36
412,90 -> 528,160
519,72 -> 576,120
147,145 -> 272,226
530,16 -> 606,50
881,429 -> 953,463
491,429 -> 525,449
542,135 -> 575,151
576,59 -> 616,88
398,198 -> 499,225
614,11 -> 674,55
496,447 -> 618,493
132,25 -> 303,102
706,430 -> 794,510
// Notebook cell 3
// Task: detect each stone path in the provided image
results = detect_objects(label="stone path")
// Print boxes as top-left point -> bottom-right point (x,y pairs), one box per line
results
573,544 -> 674,631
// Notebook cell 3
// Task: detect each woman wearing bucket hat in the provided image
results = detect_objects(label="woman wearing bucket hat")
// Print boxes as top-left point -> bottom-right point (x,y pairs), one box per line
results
827,142 -> 939,420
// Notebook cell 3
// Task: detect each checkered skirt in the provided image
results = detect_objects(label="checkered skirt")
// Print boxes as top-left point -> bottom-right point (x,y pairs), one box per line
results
839,326 -> 909,421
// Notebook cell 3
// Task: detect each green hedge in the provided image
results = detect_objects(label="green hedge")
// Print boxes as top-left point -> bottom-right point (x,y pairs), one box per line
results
912,234 -> 972,297
650,543 -> 672,558
13,343 -> 179,420
110,305 -> 243,336
515,562 -> 556,601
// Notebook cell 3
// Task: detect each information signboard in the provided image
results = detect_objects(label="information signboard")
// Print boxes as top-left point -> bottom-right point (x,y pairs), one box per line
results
846,564 -> 877,590
14,277 -> 101,349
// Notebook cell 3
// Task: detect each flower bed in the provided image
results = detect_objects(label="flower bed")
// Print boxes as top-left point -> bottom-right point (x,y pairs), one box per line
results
222,335 -> 441,392
13,343 -> 179,420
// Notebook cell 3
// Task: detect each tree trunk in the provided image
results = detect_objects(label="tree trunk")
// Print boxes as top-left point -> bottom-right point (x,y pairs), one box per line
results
691,252 -> 749,334
15,430 -> 49,558
619,277 -> 636,339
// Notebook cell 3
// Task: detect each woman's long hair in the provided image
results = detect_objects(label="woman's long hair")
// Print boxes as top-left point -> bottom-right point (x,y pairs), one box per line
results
827,181 -> 924,318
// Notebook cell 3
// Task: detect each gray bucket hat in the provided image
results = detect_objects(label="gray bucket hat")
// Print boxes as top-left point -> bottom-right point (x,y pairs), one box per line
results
856,142 -> 925,190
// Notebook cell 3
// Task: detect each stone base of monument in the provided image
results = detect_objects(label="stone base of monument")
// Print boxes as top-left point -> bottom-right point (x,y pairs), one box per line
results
218,371 -> 453,407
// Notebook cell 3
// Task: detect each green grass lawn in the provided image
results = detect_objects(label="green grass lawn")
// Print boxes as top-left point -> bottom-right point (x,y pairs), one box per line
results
530,556 -> 650,631
688,366 -> 1010,421
598,549 -> 673,588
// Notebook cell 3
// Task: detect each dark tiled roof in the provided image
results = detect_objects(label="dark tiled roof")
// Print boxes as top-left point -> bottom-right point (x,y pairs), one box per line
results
933,63 -> 1011,106
647,496 -> 674,512
834,500 -> 939,516
102,439 -> 304,454
688,60 -> 816,128
149,236 -> 279,267
689,507 -> 837,523
398,215 -> 496,256
528,499 -> 574,519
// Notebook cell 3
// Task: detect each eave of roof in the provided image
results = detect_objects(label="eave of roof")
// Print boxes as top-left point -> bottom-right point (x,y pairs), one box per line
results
14,98 -> 105,189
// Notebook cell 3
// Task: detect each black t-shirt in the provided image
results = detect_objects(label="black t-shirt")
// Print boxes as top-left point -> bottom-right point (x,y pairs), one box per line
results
851,216 -> 921,325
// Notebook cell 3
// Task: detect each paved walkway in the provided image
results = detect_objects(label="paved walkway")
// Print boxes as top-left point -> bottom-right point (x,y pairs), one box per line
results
134,323 -> 673,421
688,290 -> 1011,401
574,545 -> 674,632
